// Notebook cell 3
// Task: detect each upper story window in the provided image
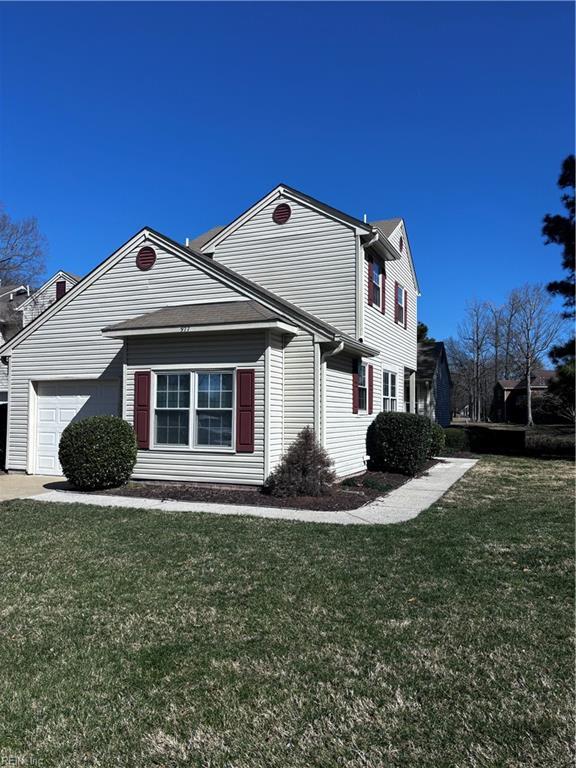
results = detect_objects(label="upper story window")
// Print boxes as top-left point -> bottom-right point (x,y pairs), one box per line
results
358,363 -> 367,412
395,283 -> 407,327
371,262 -> 382,308
154,370 -> 234,449
383,371 -> 397,412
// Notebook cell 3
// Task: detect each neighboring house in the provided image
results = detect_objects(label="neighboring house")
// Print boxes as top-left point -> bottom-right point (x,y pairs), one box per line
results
0,283 -> 31,403
15,270 -> 80,327
416,341 -> 452,427
492,370 -> 556,423
0,184 -> 419,482
0,272 -> 80,402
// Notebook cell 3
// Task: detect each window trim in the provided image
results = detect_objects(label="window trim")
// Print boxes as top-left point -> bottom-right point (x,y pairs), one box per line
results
396,283 -> 406,326
382,369 -> 398,412
150,368 -> 237,453
358,362 -> 368,413
371,261 -> 382,309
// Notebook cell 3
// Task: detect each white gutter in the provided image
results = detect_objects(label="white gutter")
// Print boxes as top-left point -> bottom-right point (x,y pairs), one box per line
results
102,320 -> 300,338
320,341 -> 344,446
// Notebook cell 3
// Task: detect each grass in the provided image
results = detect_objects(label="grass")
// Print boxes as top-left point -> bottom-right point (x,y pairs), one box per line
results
0,455 -> 573,767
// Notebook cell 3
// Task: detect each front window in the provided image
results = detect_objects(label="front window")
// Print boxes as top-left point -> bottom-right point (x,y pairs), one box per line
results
358,363 -> 367,412
155,373 -> 190,445
196,372 -> 233,447
154,370 -> 234,449
396,284 -> 406,325
383,371 -> 397,412
372,262 -> 381,308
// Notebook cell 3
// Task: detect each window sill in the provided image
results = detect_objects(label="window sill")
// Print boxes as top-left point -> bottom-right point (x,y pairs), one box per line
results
150,445 -> 236,454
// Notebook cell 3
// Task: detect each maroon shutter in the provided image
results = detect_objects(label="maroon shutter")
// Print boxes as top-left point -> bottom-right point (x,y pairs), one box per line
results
368,365 -> 374,414
352,359 -> 359,414
367,260 -> 374,306
134,371 -> 151,449
236,369 -> 255,452
404,290 -> 408,329
55,280 -> 66,300
394,281 -> 399,324
381,272 -> 386,314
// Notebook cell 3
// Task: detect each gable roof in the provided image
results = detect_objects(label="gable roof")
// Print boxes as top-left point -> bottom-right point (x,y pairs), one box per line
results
16,270 -> 81,312
371,218 -> 402,238
0,226 -> 378,360
497,370 -> 555,390
417,341 -> 451,382
187,225 -> 225,251
0,285 -> 30,323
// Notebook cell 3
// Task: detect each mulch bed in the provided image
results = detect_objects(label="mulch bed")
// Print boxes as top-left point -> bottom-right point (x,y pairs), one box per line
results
92,461 -> 439,511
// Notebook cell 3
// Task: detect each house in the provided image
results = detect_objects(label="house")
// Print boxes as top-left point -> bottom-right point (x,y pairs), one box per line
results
0,184 -> 419,482
0,272 -> 80,467
492,370 -> 556,423
415,341 -> 452,427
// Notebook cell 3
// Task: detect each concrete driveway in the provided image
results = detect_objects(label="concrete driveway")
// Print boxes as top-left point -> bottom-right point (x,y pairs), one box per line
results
0,473 -> 63,501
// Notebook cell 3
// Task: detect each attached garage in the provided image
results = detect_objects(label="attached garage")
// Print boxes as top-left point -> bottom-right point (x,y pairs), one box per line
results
33,380 -> 120,475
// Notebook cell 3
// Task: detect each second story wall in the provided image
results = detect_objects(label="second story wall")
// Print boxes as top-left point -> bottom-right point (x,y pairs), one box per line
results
208,195 -> 357,337
362,220 -> 418,373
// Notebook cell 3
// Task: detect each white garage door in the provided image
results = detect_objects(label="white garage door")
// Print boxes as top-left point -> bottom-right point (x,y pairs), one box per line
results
36,380 -> 120,475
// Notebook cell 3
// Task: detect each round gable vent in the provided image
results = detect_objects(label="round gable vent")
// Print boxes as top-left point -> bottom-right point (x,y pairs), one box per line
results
272,203 -> 291,225
136,246 -> 156,271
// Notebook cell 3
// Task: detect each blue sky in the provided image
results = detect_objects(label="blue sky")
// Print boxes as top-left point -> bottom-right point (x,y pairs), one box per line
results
1,1 -> 574,340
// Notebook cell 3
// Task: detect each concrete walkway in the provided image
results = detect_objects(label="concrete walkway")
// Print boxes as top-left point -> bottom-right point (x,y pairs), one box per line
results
24,457 -> 477,526
0,473 -> 61,501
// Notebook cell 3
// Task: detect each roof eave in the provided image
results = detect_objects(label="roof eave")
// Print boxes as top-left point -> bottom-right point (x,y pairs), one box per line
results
102,319 -> 300,339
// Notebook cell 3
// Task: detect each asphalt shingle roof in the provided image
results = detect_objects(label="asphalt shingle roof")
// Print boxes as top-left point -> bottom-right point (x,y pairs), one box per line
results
103,300 -> 284,333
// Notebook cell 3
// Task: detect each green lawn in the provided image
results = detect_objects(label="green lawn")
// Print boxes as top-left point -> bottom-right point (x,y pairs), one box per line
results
0,456 -> 573,767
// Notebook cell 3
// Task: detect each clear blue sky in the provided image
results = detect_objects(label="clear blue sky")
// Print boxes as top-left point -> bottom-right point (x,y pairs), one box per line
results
1,1 -> 574,339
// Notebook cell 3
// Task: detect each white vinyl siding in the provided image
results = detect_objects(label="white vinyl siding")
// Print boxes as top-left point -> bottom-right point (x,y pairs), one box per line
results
268,331 -> 284,474
126,332 -> 265,484
208,196 -> 358,337
282,331 -> 315,448
5,240 -> 246,473
363,221 -> 417,373
324,353 -> 370,477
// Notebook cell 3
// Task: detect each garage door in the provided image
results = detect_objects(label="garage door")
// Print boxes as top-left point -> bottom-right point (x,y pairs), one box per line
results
36,380 -> 120,475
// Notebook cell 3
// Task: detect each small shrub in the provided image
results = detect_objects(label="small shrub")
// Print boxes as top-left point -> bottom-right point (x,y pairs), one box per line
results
366,412 -> 432,476
264,426 -> 336,497
444,427 -> 469,452
429,422 -> 446,456
59,415 -> 137,491
466,425 -> 525,455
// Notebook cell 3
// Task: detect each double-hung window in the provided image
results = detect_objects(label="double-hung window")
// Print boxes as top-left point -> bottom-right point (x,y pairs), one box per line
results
154,371 -> 234,449
383,371 -> 397,412
358,363 -> 368,412
371,262 -> 382,308
196,372 -> 233,448
396,283 -> 406,325
155,373 -> 190,446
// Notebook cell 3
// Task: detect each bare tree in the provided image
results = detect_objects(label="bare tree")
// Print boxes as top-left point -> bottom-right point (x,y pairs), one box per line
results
455,300 -> 492,421
510,284 -> 563,426
0,204 -> 47,286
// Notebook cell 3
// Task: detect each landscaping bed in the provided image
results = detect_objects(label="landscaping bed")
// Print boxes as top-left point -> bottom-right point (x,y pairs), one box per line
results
92,466 -> 436,511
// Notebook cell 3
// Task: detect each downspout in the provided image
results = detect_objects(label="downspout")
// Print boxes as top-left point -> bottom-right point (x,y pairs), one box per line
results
320,341 -> 344,446
357,230 -> 379,342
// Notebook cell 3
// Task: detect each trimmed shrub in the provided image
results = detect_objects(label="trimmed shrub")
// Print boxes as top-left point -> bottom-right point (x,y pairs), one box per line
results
466,425 -> 525,455
59,415 -> 137,491
444,427 -> 469,452
429,422 -> 446,457
366,412 -> 432,476
264,426 -> 335,497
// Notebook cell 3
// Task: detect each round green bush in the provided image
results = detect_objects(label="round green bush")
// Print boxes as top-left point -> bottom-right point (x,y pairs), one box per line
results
366,412 -> 433,476
59,415 -> 137,491
429,422 -> 446,457
443,427 -> 468,452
